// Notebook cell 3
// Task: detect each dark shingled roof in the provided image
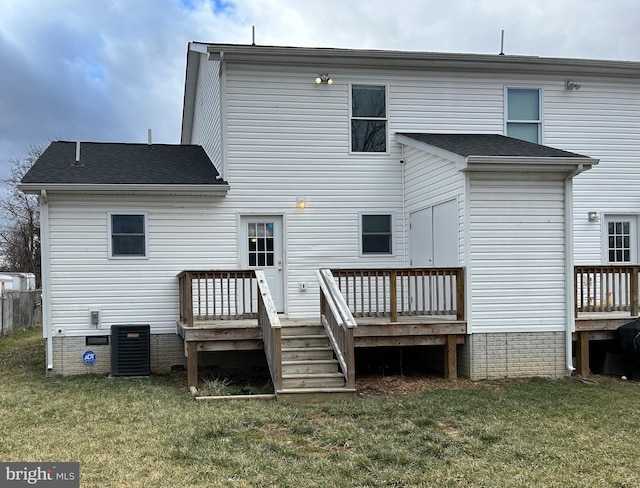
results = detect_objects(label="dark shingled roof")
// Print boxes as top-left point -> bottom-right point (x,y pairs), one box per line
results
21,141 -> 224,185
397,133 -> 591,159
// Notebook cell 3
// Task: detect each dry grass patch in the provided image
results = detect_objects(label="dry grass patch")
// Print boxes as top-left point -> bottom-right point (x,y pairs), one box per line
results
2,328 -> 640,487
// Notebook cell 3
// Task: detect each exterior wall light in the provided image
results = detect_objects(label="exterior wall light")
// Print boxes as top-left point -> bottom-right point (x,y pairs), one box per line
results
315,74 -> 333,85
588,211 -> 599,222
565,80 -> 581,90
296,198 -> 306,209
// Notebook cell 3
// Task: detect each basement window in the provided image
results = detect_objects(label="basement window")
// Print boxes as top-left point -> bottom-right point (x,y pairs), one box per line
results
109,213 -> 148,258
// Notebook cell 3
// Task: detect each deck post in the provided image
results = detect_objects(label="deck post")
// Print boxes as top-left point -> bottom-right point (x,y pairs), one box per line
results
444,335 -> 457,379
631,267 -> 639,317
186,271 -> 194,327
390,271 -> 398,322
575,331 -> 590,377
345,327 -> 356,389
187,342 -> 198,388
456,269 -> 465,320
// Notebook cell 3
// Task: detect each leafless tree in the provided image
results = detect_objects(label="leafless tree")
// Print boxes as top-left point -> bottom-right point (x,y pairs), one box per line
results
0,145 -> 42,286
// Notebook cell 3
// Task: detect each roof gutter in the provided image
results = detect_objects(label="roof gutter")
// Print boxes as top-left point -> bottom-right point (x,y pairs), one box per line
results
203,43 -> 640,78
463,155 -> 598,172
18,183 -> 230,196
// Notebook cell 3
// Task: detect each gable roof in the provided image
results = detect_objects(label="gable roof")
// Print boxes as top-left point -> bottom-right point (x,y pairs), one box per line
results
396,133 -> 598,172
20,141 -> 228,195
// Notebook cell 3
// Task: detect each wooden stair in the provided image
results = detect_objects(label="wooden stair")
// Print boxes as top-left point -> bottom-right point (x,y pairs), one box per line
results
276,323 -> 355,401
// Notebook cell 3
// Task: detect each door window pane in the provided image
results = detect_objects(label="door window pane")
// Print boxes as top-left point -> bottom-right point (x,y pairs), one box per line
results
608,220 -> 632,263
247,222 -> 275,267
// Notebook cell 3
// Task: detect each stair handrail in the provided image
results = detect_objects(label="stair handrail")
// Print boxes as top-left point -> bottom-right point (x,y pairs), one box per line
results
316,269 -> 357,389
255,270 -> 282,391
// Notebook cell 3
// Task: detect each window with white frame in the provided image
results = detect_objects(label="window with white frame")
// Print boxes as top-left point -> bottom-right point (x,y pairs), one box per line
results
605,216 -> 637,263
361,214 -> 392,254
351,85 -> 387,152
506,88 -> 541,144
109,213 -> 147,257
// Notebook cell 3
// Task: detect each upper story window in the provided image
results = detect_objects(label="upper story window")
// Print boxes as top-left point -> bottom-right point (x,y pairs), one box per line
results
109,213 -> 147,258
351,85 -> 387,153
361,214 -> 392,255
506,88 -> 541,144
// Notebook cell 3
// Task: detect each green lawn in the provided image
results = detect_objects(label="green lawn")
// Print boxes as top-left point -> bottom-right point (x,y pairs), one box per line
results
1,327 -> 640,487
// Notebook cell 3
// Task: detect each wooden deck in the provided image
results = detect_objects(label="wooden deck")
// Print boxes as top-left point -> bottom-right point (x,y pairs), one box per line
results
177,316 -> 466,349
573,312 -> 636,377
177,315 -> 467,385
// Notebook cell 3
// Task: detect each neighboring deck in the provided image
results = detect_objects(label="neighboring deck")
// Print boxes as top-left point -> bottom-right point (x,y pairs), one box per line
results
573,265 -> 640,376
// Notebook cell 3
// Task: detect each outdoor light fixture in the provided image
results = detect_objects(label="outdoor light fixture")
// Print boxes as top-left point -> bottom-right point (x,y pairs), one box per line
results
315,73 -> 333,85
296,197 -> 306,209
588,211 -> 599,222
565,80 -> 581,90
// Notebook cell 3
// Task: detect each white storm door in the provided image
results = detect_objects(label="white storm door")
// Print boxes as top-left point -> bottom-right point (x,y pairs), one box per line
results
241,216 -> 284,313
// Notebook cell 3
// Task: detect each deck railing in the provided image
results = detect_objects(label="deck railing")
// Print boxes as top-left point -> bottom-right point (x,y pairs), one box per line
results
574,265 -> 640,317
178,269 -> 282,390
316,269 -> 356,389
330,267 -> 465,322
178,270 -> 259,325
255,270 -> 282,391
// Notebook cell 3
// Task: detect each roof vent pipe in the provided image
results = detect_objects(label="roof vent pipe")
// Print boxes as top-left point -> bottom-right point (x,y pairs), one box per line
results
148,128 -> 152,146
75,139 -> 81,162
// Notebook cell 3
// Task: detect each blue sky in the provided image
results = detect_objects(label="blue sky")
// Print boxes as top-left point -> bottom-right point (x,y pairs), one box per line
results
1,0 -> 639,183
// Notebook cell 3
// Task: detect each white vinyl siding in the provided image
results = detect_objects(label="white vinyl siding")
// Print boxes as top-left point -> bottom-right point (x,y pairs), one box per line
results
223,64 -> 406,316
191,53 -> 223,171
47,194 -> 237,336
555,79 -> 640,265
403,146 -> 465,265
187,56 -> 639,319
468,173 -> 566,333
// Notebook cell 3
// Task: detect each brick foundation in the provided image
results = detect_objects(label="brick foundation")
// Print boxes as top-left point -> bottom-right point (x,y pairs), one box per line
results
458,332 -> 568,380
48,333 -> 185,376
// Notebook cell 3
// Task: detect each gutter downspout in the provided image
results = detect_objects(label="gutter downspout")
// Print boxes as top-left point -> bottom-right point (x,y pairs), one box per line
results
40,190 -> 53,371
218,50 -> 227,180
564,164 -> 584,373
401,146 -> 407,266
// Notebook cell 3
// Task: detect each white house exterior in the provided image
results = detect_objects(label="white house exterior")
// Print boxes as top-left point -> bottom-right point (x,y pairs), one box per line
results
21,43 -> 640,381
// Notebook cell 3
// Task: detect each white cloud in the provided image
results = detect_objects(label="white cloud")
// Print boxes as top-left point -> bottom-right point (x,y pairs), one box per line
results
0,0 -> 638,181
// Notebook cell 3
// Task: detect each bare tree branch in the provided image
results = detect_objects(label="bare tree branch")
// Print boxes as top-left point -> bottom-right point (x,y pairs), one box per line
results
0,145 -> 42,286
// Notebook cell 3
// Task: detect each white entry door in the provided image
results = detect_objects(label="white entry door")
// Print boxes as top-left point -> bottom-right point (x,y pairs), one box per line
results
240,216 -> 284,313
